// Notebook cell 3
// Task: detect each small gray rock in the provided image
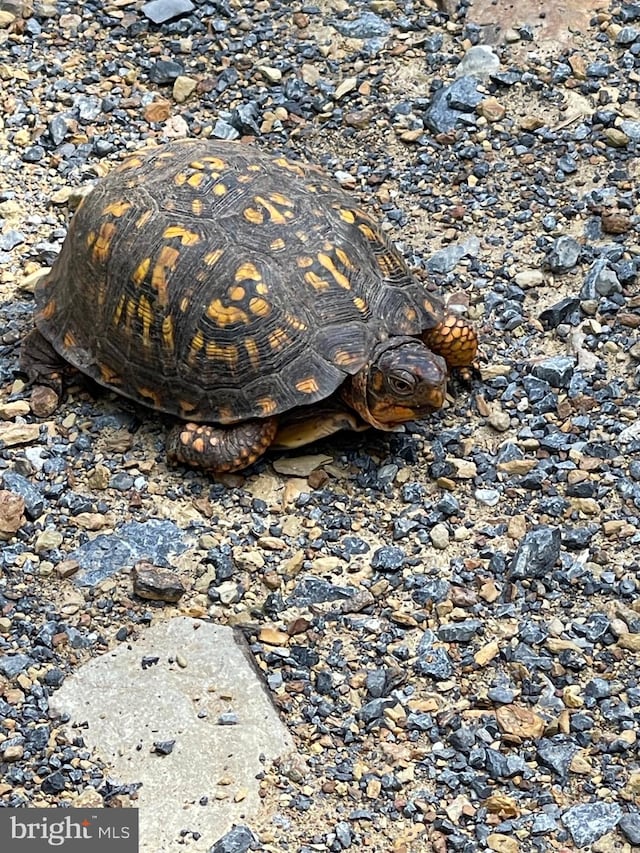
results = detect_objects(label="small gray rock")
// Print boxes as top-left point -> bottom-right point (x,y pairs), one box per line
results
332,11 -> 390,39
580,258 -> 622,299
545,235 -> 581,273
455,45 -> 501,77
210,824 -> 257,853
509,526 -> 561,579
619,812 -> 640,845
561,801 -> 622,847
141,0 -> 194,24
531,356 -> 575,388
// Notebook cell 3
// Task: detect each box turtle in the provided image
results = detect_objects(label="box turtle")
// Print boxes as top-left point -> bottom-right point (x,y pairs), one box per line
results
21,139 -> 477,473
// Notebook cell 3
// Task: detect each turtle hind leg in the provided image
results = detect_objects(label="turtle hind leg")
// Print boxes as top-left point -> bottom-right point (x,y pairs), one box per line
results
19,328 -> 66,403
166,417 -> 279,474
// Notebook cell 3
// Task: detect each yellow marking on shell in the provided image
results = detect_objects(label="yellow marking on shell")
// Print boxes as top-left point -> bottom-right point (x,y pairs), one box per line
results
132,257 -> 151,285
304,271 -> 330,291
191,198 -> 204,216
377,253 -> 404,278
189,160 -> 206,170
205,340 -> 239,367
163,226 -> 200,246
113,294 -> 125,325
339,208 -> 356,224
206,299 -> 249,326
187,171 -> 205,189
204,248 -> 223,267
174,172 -> 188,187
249,297 -> 270,317
136,210 -> 153,229
255,281 -> 269,295
243,337 -> 260,368
243,206 -> 264,225
63,331 -> 76,348
295,229 -> 310,243
247,163 -> 262,172
358,223 -> 377,241
229,285 -> 245,301
254,195 -> 287,225
117,156 -> 143,172
295,376 -> 320,395
39,299 -> 57,321
202,156 -> 226,170
257,397 -> 278,416
297,256 -> 314,269
268,328 -> 289,350
180,296 -> 189,312
179,398 -> 200,415
235,261 -> 262,282
353,296 -> 368,313
86,231 -> 96,247
188,329 -> 205,364
334,349 -> 362,368
270,192 -> 294,207
285,312 -> 307,331
318,253 -> 351,289
274,157 -> 305,177
125,298 -> 136,329
270,237 -> 286,251
137,295 -> 153,347
93,222 -> 117,263
103,200 -> 132,217
335,247 -> 354,269
161,315 -> 174,351
137,386 -> 163,408
99,364 -> 120,384
152,245 -> 180,306
213,183 -> 227,196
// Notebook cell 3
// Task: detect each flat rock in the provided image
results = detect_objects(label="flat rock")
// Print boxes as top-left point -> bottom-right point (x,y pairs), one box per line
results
141,0 -> 194,25
468,0 -> 610,50
49,618 -> 294,852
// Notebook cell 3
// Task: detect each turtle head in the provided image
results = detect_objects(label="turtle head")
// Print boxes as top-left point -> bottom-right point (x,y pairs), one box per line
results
341,337 -> 447,430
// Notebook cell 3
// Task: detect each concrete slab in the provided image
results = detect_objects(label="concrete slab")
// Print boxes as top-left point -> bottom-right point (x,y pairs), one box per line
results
50,618 -> 294,852
468,0 -> 609,50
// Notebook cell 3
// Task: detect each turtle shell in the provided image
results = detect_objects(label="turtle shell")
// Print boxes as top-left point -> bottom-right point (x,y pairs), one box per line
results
34,139 -> 445,425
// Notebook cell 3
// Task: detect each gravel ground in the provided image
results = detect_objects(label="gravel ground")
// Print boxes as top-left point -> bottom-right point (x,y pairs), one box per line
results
1,0 -> 640,851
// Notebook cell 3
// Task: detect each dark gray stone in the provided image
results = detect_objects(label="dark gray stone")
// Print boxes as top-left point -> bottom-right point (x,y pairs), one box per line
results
536,737 -> 576,780
333,11 -> 390,39
619,812 -> 640,845
414,629 -> 453,680
286,576 -> 355,607
148,59 -> 184,84
426,237 -> 480,274
531,356 -> 575,388
71,519 -> 187,586
545,235 -> 581,273
0,654 -> 33,678
509,526 -> 561,579
48,114 -> 69,146
424,77 -> 482,133
209,824 -> 257,853
437,619 -> 482,643
580,259 -> 622,299
371,545 -> 405,572
562,801 -> 622,846
1,471 -> 45,518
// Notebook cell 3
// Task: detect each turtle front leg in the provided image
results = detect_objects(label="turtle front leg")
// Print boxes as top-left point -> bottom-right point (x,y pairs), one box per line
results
166,417 -> 279,473
19,328 -> 68,415
422,316 -> 479,373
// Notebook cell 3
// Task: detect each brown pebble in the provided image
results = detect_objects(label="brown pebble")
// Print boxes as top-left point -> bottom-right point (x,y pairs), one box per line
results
601,210 -> 631,234
132,561 -> 186,602
0,490 -> 25,540
30,385 -> 59,417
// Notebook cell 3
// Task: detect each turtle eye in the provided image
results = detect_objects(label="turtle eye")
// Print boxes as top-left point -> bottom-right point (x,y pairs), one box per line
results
388,370 -> 417,396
